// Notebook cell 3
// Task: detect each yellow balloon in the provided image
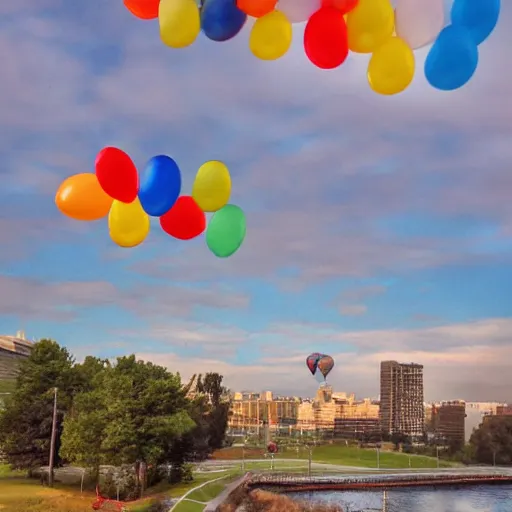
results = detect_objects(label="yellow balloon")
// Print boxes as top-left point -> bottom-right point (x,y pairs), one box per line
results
347,0 -> 394,53
159,0 -> 200,49
249,10 -> 292,61
368,37 -> 415,95
108,198 -> 150,248
192,160 -> 231,212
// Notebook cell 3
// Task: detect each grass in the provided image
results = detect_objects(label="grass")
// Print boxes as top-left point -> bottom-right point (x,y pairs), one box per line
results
0,379 -> 15,394
213,444 -> 457,469
0,478 -> 96,512
172,473 -> 241,512
0,464 -> 237,512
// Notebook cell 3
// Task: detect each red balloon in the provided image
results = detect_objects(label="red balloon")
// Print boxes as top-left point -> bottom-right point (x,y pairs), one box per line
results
124,0 -> 160,20
322,0 -> 358,14
304,7 -> 349,70
160,196 -> 206,240
95,147 -> 139,203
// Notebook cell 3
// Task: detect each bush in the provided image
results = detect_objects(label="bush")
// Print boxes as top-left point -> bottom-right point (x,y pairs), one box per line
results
168,462 -> 194,483
102,465 -> 139,500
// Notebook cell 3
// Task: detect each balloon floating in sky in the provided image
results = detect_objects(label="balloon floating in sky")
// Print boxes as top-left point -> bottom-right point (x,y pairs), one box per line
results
109,198 -> 150,248
425,25 -> 479,91
55,148 -> 246,258
206,204 -> 247,258
121,0 -> 501,94
55,173 -> 113,221
451,0 -> 500,46
160,195 -> 206,240
192,160 -> 231,212
306,352 -> 322,376
139,155 -> 182,217
201,0 -> 247,42
306,353 -> 335,384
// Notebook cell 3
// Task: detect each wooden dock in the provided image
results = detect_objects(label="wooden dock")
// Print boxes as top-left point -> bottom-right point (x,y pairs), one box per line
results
248,473 -> 512,493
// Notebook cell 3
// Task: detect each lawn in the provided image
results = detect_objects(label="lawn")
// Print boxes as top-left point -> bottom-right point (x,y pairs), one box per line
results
213,444 -> 457,469
0,465 -> 236,512
0,379 -> 15,394
172,474 -> 241,512
0,478 -> 96,512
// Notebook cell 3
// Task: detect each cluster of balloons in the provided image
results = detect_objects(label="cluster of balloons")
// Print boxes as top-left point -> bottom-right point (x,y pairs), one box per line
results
122,0 -> 500,95
54,147 -> 246,258
306,352 -> 335,384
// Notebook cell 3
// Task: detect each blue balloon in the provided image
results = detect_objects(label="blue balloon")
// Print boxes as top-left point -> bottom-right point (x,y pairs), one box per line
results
425,25 -> 478,91
451,0 -> 500,46
138,155 -> 181,217
201,0 -> 246,42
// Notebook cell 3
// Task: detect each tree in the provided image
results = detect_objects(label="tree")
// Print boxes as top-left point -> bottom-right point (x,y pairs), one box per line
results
192,372 -> 231,452
0,340 -> 78,470
61,355 -> 195,489
470,416 -> 512,465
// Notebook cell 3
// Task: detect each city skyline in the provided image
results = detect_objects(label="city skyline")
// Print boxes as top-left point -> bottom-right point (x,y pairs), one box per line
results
1,2 -> 512,403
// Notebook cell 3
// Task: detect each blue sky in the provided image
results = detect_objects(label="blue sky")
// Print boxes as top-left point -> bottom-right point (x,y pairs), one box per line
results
1,0 -> 511,401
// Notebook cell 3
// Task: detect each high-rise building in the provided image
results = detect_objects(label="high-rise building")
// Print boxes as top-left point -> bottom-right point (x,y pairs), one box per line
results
380,360 -> 424,438
431,400 -> 466,448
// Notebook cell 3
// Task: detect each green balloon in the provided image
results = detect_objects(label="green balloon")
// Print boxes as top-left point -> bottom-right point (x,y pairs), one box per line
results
206,204 -> 246,258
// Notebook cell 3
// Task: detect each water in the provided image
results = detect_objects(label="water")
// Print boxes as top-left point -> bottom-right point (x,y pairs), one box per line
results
290,485 -> 512,512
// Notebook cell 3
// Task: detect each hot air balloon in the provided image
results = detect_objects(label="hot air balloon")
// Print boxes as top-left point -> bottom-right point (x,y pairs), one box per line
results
317,354 -> 334,381
306,352 -> 322,376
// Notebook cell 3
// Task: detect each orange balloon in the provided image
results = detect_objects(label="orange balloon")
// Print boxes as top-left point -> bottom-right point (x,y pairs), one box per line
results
124,0 -> 160,20
237,0 -> 277,18
55,173 -> 113,221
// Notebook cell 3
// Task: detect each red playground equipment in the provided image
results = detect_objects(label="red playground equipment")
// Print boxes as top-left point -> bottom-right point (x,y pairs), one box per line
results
92,485 -> 127,511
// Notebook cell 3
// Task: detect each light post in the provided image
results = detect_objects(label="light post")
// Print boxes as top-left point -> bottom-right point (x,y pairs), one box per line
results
48,387 -> 58,487
376,445 -> 381,469
436,445 -> 440,469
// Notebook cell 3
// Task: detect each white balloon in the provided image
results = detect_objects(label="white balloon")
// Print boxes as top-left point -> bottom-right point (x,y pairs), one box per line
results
395,0 -> 445,50
277,0 -> 322,24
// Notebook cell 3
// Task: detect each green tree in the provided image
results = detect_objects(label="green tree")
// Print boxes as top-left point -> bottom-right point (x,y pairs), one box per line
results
0,339 -> 78,470
192,372 -> 231,452
470,416 -> 512,465
61,355 -> 195,486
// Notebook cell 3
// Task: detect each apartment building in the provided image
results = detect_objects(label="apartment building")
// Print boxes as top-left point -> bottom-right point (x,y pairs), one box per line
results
431,400 -> 466,448
380,360 -> 424,438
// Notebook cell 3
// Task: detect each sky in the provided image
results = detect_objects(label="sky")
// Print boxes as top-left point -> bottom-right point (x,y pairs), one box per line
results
1,0 -> 511,402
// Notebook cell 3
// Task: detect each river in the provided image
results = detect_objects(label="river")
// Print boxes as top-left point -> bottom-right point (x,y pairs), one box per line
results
290,485 -> 512,511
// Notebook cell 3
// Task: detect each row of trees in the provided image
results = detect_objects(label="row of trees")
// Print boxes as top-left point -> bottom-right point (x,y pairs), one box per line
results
0,339 -> 230,490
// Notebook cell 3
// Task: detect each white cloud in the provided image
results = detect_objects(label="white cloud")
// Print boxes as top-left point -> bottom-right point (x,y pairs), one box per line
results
132,317 -> 512,402
340,304 -> 367,316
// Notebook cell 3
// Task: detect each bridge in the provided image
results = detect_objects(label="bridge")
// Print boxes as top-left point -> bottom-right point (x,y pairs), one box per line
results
248,471 -> 512,492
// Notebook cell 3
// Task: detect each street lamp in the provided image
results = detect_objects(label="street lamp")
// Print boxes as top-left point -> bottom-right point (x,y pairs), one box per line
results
48,387 -> 58,488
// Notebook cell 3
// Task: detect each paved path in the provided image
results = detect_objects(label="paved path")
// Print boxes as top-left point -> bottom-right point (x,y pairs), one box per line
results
169,474 -> 232,512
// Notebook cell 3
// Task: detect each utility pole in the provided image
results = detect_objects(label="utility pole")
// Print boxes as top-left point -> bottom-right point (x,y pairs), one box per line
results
48,387 -> 58,487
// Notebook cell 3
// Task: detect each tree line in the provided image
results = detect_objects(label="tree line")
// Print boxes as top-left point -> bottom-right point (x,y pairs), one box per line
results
0,339 -> 230,494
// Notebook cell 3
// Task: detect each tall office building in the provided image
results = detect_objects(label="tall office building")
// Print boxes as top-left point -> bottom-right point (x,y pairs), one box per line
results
380,360 -> 424,438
